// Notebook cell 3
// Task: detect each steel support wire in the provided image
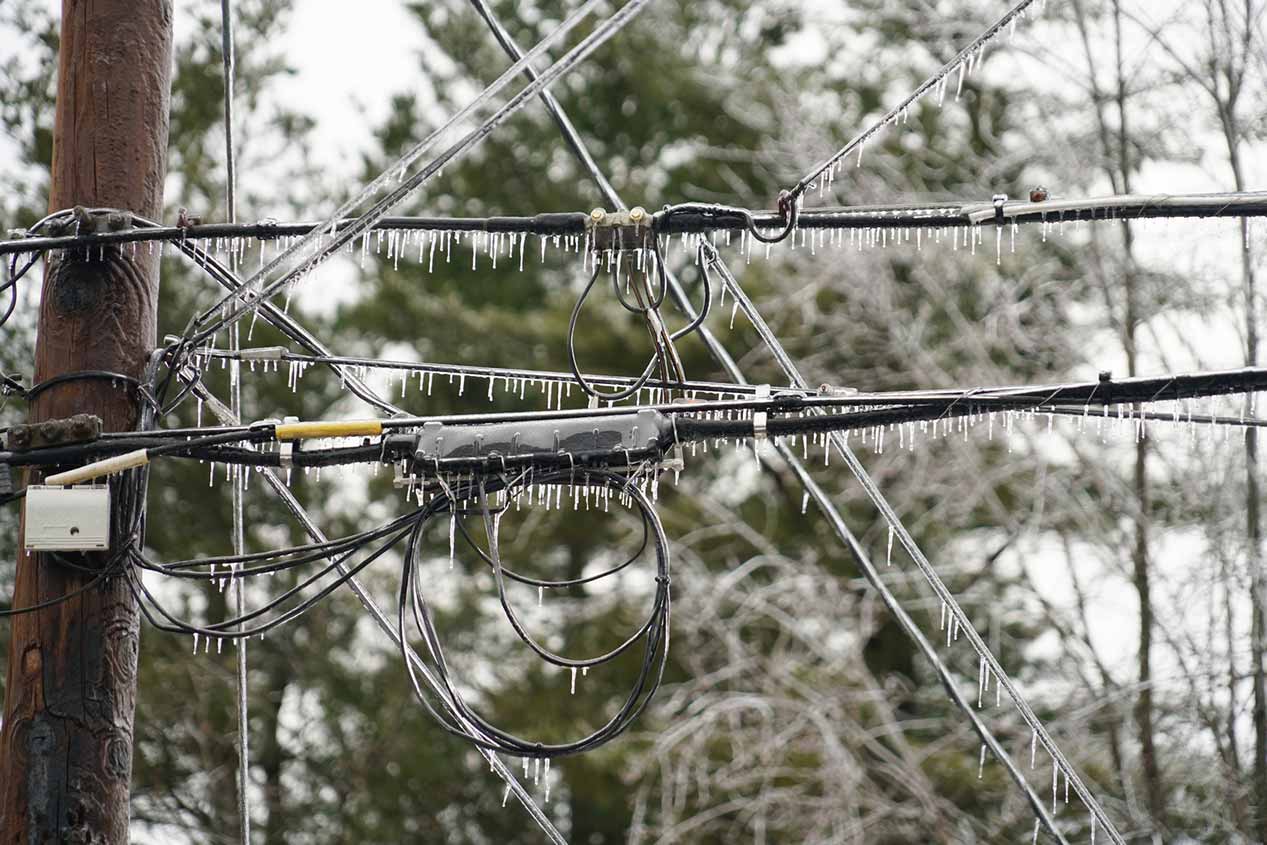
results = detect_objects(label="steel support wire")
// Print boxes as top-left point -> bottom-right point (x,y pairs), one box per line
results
191,346 -> 778,399
186,0 -> 652,348
787,0 -> 1043,203
712,254 -> 1124,843
149,220 -> 399,416
218,1 -> 251,840
468,2 -> 1072,840
185,379 -> 567,844
468,0 -> 684,383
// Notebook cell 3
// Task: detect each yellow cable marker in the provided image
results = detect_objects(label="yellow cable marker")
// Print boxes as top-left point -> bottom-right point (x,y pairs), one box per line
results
273,419 -> 384,441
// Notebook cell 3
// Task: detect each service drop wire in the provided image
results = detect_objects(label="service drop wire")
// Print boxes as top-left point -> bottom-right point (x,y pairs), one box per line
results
161,231 -> 399,415
34,210 -> 403,417
185,0 -> 652,348
788,0 -> 1042,202
397,469 -> 671,759
187,0 -> 609,335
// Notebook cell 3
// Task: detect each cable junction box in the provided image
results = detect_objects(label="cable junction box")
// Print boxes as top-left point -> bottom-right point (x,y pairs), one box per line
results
391,409 -> 672,479
24,484 -> 111,552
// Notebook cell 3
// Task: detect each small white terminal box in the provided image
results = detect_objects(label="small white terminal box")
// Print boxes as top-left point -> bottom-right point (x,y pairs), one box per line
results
23,485 -> 111,552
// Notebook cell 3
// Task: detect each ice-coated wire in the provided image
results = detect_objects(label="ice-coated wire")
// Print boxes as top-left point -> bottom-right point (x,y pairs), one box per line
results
712,254 -> 1125,843
139,217 -> 401,415
185,0 -> 652,347
195,346 -> 770,398
788,0 -> 1044,202
467,2 -> 1073,835
219,1 -> 251,840
189,0 -> 604,328
187,382 -> 567,844
6,191 -> 1267,256
395,471 -> 671,759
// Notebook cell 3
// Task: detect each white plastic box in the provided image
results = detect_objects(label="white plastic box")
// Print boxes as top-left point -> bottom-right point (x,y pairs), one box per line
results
23,485 -> 111,551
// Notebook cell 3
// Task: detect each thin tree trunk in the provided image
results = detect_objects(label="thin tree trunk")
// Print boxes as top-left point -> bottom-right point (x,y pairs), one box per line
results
1110,1 -> 1165,831
1226,120 -> 1267,845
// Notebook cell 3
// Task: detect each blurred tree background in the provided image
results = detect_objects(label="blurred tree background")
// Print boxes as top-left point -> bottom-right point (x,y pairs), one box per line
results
2,0 -> 1265,842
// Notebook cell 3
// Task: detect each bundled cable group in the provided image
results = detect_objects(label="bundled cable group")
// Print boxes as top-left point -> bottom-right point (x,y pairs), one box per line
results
400,468 -> 671,758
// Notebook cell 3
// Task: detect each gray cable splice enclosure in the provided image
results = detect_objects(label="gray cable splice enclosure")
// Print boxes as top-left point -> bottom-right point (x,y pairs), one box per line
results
412,408 -> 670,462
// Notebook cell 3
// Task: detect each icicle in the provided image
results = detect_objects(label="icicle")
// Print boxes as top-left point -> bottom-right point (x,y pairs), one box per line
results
886,526 -> 894,567
978,744 -> 986,779
448,514 -> 456,569
801,491 -> 810,515
570,667 -> 577,695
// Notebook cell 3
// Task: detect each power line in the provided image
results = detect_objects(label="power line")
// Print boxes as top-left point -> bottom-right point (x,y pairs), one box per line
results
10,0 -> 1252,837
185,0 -> 654,349
185,383 -> 569,842
712,237 -> 1129,843
787,0 -> 1046,203
4,190 -> 1265,257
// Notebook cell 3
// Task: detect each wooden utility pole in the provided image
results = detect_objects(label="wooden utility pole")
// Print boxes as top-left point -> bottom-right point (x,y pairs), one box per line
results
1,1 -> 173,840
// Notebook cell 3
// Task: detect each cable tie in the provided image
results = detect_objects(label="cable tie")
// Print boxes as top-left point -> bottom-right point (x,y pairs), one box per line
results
752,384 -> 770,441
278,415 -> 298,469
